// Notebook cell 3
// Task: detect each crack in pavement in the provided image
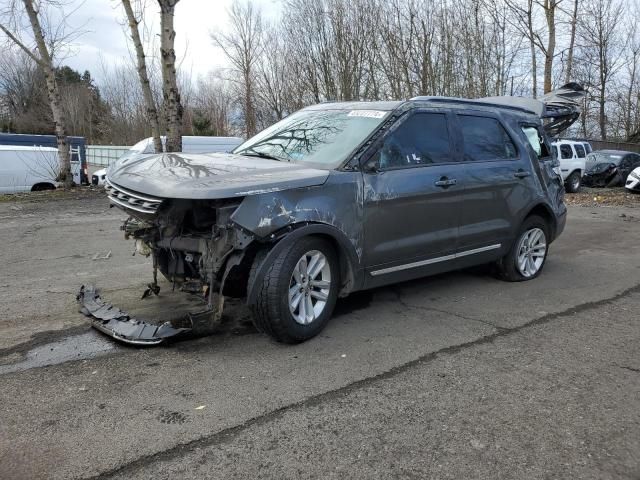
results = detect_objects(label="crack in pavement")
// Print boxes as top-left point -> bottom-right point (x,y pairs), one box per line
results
615,364 -> 640,373
84,282 -> 640,480
390,286 -> 506,331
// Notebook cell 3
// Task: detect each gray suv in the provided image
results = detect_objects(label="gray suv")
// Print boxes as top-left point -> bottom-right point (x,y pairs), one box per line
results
92,89 -> 581,345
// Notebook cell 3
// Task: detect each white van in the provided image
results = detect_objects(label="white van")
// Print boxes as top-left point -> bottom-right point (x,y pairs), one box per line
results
551,140 -> 592,192
0,145 -> 59,194
92,136 -> 244,185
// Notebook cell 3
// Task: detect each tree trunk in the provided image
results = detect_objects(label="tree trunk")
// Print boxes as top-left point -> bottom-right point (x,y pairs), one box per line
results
23,0 -> 73,188
543,0 -> 556,94
122,0 -> 163,153
600,84 -> 607,139
565,0 -> 579,83
244,66 -> 256,137
158,0 -> 183,152
526,1 -> 537,97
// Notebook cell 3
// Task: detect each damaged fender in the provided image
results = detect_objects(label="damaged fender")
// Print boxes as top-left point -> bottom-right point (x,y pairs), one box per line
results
231,172 -> 365,300
245,223 -> 362,305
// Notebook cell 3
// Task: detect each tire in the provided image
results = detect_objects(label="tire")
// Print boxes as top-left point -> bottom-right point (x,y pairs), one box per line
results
250,237 -> 340,344
564,171 -> 581,193
496,215 -> 549,282
31,183 -> 55,192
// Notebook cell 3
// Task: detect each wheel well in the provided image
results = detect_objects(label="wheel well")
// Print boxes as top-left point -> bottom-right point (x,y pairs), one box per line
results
241,231 -> 357,300
525,204 -> 555,237
307,233 -> 356,297
31,182 -> 56,192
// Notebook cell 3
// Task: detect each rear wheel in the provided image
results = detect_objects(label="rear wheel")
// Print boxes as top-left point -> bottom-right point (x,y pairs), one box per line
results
496,215 -> 549,282
31,183 -> 55,192
565,171 -> 581,193
250,237 -> 339,343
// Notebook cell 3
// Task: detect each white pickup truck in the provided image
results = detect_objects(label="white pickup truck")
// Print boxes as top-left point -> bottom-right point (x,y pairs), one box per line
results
551,140 -> 592,192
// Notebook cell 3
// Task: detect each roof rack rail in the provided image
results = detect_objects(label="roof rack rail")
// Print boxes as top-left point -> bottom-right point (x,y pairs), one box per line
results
409,96 -> 536,114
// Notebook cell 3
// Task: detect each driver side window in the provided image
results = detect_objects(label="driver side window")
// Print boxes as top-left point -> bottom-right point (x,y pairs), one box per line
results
376,113 -> 452,170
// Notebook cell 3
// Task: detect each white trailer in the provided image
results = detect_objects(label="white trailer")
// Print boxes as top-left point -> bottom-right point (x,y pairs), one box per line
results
0,145 -> 59,194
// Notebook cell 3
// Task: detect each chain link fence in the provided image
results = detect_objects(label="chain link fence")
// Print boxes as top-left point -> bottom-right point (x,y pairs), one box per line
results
86,145 -> 130,167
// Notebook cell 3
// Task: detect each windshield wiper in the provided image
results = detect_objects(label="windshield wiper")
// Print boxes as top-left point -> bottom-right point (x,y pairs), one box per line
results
238,150 -> 283,162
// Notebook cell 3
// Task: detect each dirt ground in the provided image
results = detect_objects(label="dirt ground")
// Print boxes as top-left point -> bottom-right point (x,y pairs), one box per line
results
0,187 -> 639,479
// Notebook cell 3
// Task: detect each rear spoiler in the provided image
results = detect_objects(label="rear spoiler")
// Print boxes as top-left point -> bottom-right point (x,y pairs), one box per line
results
477,83 -> 586,137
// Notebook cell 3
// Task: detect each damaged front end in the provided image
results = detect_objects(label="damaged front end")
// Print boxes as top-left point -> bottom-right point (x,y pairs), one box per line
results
79,179 -> 255,344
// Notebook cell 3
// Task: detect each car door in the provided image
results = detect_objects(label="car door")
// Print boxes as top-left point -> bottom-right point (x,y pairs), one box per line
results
620,154 -> 640,177
361,110 -> 464,285
455,113 -> 539,255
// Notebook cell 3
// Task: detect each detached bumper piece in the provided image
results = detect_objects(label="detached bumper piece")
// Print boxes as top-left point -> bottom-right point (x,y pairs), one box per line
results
77,285 -> 190,345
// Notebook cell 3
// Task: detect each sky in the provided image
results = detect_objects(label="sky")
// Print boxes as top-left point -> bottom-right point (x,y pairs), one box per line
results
61,0 -> 282,83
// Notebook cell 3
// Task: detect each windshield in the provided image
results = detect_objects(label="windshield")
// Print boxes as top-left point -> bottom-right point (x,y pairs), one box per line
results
233,109 -> 390,168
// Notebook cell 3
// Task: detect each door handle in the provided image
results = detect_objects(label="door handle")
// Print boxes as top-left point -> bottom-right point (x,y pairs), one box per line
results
514,170 -> 531,178
434,177 -> 457,187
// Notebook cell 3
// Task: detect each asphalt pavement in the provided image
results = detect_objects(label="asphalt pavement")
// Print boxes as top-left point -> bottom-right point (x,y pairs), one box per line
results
0,190 -> 638,479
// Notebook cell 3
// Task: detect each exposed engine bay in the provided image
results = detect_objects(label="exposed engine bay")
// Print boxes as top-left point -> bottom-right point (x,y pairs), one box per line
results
78,181 -> 258,344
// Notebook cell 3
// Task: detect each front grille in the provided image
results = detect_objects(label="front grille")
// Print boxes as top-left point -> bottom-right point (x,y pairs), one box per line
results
105,179 -> 163,215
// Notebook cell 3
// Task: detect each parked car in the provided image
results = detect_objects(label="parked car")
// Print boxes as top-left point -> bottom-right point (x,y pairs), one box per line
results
625,166 -> 640,192
0,145 -> 59,194
91,136 -> 244,185
582,150 -> 640,187
83,85 -> 586,345
551,139 -> 591,192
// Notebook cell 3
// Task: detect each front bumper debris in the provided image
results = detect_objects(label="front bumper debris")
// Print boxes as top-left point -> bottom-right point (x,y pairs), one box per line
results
77,285 -> 190,345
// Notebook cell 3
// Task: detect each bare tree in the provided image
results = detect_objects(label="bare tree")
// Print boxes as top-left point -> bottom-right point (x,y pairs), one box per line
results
564,0 -> 579,83
158,0 -> 183,152
0,50 -> 50,132
121,0 -> 163,153
505,0 -> 540,96
98,60 -> 151,144
212,1 -> 263,138
577,0 -> 624,139
0,0 -> 80,188
539,0 -> 561,93
191,71 -> 234,136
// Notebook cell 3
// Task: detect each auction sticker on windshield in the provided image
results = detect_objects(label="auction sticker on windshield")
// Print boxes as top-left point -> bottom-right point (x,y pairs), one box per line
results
347,110 -> 387,119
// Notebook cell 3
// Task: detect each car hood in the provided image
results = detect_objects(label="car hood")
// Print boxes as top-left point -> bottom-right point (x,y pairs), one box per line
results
106,152 -> 330,199
585,162 -> 616,175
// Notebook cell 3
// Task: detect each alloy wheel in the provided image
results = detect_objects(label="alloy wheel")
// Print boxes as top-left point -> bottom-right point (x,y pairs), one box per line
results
516,227 -> 547,278
288,250 -> 332,325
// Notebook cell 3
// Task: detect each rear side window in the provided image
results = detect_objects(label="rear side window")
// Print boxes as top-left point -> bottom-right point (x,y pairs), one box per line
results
583,143 -> 592,154
559,144 -> 573,159
377,112 -> 452,169
574,144 -> 586,158
459,115 -> 517,161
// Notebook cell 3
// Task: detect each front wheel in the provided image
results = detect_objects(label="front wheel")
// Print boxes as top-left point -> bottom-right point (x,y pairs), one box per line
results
496,215 -> 549,282
250,237 -> 339,343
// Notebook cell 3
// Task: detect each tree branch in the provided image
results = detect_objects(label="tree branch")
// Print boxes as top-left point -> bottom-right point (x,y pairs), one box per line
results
0,23 -> 44,67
